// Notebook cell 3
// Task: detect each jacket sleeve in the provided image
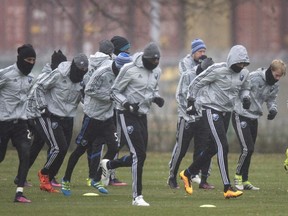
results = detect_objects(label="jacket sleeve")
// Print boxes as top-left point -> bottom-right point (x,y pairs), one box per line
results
266,85 -> 279,111
239,69 -> 251,100
110,68 -> 130,106
176,72 -> 192,110
187,67 -> 216,100
34,71 -> 59,109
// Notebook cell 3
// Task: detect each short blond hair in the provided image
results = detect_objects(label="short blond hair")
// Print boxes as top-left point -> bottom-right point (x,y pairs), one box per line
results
271,59 -> 286,76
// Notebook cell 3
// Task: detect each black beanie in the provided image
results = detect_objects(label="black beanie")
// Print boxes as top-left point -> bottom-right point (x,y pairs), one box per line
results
51,50 -> 67,70
111,36 -> 130,55
17,44 -> 36,58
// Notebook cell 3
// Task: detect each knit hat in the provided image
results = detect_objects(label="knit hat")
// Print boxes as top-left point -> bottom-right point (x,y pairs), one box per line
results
143,42 -> 160,59
191,39 -> 206,54
99,40 -> 114,55
51,50 -> 67,70
111,36 -> 131,55
73,53 -> 88,71
115,52 -> 132,69
17,44 -> 36,58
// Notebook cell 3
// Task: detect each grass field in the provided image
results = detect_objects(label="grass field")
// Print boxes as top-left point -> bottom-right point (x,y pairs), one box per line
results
0,150 -> 287,216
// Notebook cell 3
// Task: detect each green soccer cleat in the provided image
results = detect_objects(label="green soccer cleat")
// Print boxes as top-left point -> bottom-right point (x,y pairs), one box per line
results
234,174 -> 243,190
284,149 -> 288,171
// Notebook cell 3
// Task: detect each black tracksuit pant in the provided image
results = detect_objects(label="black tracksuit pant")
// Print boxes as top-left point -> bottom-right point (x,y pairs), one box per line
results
0,120 -> 31,188
231,112 -> 257,182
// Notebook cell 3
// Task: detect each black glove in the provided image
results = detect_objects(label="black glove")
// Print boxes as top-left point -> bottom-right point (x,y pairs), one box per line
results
153,97 -> 165,107
267,109 -> 277,120
39,107 -> 51,118
242,96 -> 251,109
196,57 -> 214,75
186,99 -> 197,115
123,102 -> 139,113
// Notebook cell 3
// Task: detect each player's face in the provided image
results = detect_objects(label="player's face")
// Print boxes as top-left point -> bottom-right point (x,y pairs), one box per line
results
272,68 -> 283,81
193,49 -> 206,61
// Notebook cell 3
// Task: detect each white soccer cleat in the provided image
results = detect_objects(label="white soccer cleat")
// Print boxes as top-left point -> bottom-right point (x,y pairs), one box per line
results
100,159 -> 111,186
191,174 -> 201,184
132,195 -> 150,206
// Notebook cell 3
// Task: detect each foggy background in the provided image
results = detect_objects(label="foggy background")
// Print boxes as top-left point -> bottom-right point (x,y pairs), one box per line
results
1,0 -> 288,153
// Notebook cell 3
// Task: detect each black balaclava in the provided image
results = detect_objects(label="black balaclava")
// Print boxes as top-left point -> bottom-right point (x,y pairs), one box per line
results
69,53 -> 88,83
142,57 -> 159,70
230,64 -> 243,73
69,60 -> 85,83
265,66 -> 278,85
51,50 -> 67,70
142,42 -> 160,71
16,44 -> 36,76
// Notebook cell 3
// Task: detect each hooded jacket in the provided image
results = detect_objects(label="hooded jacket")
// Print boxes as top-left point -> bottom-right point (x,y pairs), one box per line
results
187,45 -> 250,112
110,52 -> 162,114
176,65 -> 202,122
0,64 -> 34,121
32,61 -> 83,117
83,52 -> 112,85
84,62 -> 116,120
234,68 -> 278,119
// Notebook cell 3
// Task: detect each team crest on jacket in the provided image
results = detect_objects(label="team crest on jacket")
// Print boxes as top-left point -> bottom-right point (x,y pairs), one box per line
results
51,122 -> 58,129
212,113 -> 219,121
127,125 -> 134,134
240,74 -> 244,81
154,73 -> 158,80
240,121 -> 247,128
28,76 -> 33,83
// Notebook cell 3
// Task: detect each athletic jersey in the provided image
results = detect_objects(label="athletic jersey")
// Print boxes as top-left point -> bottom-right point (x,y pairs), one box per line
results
84,62 -> 115,121
233,68 -> 278,119
32,61 -> 83,117
0,64 -> 34,121
188,45 -> 250,112
111,52 -> 162,115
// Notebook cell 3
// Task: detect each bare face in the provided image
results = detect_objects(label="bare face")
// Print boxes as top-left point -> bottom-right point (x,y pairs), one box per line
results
272,68 -> 283,81
192,48 -> 206,61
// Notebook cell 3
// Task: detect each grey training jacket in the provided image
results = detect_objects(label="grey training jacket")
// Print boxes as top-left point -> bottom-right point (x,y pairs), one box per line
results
110,52 -> 162,115
84,62 -> 115,121
33,61 -> 83,117
176,66 -> 200,122
83,52 -> 112,85
0,64 -> 34,121
188,45 -> 250,112
234,68 -> 278,119
178,54 -> 198,75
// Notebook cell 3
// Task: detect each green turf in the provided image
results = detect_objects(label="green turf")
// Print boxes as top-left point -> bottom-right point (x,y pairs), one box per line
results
0,150 -> 287,216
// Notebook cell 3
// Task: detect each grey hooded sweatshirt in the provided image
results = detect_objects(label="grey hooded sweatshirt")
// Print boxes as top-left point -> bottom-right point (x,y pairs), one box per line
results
233,68 -> 278,119
187,45 -> 250,112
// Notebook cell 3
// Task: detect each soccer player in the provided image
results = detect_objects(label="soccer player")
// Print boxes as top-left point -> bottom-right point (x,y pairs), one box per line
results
31,53 -> 88,193
233,59 -> 286,190
180,45 -> 250,199
0,44 -> 36,203
108,42 -> 164,206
